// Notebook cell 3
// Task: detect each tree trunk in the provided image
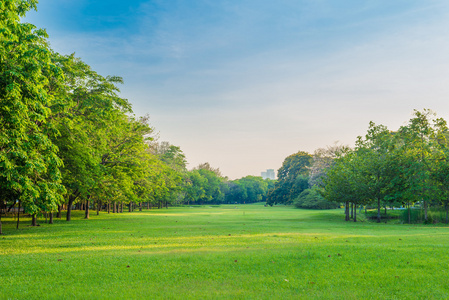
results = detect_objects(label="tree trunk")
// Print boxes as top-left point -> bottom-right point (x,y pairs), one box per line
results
113,201 -> 116,213
57,205 -> 62,219
49,212 -> 54,224
424,200 -> 428,222
31,214 -> 37,226
384,204 -> 387,216
120,202 -> 123,213
0,212 -> 3,235
67,191 -> 80,221
345,201 -> 350,221
377,198 -> 381,223
107,201 -> 110,214
129,202 -> 132,212
85,199 -> 90,219
165,201 -> 168,209
350,203 -> 354,219
67,198 -> 74,221
7,202 -> 16,213
16,200 -> 20,229
408,202 -> 411,224
446,202 -> 449,224
97,200 -> 101,216
147,202 -> 150,209
139,202 -> 142,211
353,203 -> 357,222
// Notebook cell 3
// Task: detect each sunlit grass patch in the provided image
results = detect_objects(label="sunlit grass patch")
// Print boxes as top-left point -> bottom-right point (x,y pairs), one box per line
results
1,205 -> 449,299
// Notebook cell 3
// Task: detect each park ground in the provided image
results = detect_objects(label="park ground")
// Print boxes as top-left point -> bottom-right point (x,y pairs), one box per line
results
1,204 -> 449,299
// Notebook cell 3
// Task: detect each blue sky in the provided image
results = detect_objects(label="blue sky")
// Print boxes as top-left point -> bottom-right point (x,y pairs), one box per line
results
26,0 -> 449,179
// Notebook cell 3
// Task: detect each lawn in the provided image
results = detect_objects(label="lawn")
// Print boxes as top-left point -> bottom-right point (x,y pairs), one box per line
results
1,204 -> 448,299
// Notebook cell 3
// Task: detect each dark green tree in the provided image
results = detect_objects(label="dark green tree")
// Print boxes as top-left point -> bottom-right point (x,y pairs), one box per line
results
397,109 -> 447,223
294,186 -> 339,210
267,151 -> 312,205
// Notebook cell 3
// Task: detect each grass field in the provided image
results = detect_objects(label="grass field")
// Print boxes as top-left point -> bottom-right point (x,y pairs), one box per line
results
1,204 -> 449,299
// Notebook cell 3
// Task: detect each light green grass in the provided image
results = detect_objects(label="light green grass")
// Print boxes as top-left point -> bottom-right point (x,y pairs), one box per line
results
1,204 -> 449,299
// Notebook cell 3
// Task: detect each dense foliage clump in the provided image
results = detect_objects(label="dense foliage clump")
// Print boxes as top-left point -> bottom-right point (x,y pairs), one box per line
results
294,188 -> 339,210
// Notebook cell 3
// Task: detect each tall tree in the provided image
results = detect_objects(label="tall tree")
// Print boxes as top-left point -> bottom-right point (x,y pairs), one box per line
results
354,122 -> 398,223
47,53 -> 142,220
308,144 -> 349,187
323,150 -> 363,221
397,109 -> 447,223
0,0 -> 65,227
267,151 -> 312,205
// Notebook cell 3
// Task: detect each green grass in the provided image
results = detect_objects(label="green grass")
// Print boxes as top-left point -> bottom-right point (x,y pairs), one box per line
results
1,204 -> 449,299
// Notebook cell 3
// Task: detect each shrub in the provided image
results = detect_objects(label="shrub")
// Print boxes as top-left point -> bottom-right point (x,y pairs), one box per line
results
400,207 -> 448,224
294,188 -> 339,210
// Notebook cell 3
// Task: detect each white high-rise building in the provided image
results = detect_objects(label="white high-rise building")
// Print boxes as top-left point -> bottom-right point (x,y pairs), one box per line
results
261,169 -> 276,180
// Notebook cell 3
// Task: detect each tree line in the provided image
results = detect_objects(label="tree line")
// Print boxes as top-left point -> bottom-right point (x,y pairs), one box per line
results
0,1 -> 274,233
267,109 -> 449,224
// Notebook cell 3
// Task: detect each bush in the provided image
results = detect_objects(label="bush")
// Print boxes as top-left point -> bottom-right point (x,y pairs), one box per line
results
400,207 -> 448,224
294,188 -> 339,210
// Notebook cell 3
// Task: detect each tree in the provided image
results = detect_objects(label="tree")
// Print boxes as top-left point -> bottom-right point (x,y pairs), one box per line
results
267,151 -> 312,205
195,162 -> 222,177
354,122 -> 400,223
225,176 -> 272,204
433,155 -> 449,224
308,143 -> 349,187
0,0 -> 65,228
397,109 -> 447,223
184,163 -> 226,204
148,141 -> 187,208
184,170 -> 206,205
323,150 -> 362,221
323,123 -> 403,223
150,141 -> 187,172
47,53 -> 154,220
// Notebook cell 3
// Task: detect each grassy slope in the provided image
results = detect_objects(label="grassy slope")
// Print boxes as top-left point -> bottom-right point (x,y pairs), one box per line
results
1,205 -> 448,299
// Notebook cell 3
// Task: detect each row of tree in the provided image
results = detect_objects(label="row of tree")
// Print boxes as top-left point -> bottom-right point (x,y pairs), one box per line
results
185,165 -> 275,205
324,109 -> 449,223
0,1 -> 185,231
267,109 -> 449,224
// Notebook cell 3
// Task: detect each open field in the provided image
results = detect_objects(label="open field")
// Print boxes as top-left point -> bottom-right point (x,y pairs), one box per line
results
1,204 -> 449,299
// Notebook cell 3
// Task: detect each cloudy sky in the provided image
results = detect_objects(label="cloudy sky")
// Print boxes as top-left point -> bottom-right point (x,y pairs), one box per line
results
26,0 -> 449,179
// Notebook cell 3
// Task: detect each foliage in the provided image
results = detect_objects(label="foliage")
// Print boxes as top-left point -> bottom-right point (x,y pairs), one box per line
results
0,0 -> 65,222
322,110 -> 449,223
1,4 -> 189,226
267,151 -> 312,205
225,176 -> 274,204
308,144 -> 348,187
150,141 -> 187,172
400,207 -> 447,224
294,187 -> 339,209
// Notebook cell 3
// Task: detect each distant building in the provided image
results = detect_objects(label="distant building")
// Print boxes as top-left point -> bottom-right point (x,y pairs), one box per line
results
261,169 -> 276,180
